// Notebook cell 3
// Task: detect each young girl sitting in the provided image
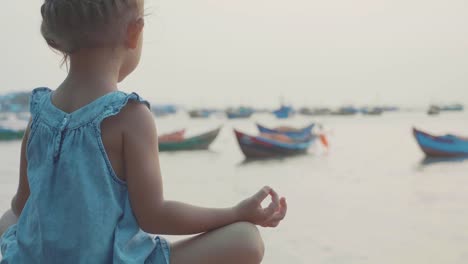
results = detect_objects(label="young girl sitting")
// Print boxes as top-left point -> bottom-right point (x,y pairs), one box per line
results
0,0 -> 287,263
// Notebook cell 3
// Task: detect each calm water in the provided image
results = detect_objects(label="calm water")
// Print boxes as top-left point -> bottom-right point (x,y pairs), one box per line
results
1,112 -> 468,263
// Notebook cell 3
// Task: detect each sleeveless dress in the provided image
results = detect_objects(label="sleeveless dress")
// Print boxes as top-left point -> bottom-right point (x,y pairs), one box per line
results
0,88 -> 170,264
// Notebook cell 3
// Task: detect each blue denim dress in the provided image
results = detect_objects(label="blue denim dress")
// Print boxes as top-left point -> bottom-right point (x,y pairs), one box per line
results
0,88 -> 170,264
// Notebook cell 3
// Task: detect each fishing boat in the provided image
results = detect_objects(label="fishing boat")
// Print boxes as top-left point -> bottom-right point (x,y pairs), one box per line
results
159,127 -> 221,151
0,127 -> 24,141
188,109 -> 214,118
427,105 -> 440,116
226,107 -> 254,119
256,123 -> 315,141
272,106 -> 294,119
151,104 -> 178,117
234,130 -> 314,158
413,128 -> 468,157
331,106 -> 359,116
299,107 -> 332,116
438,104 -> 464,112
361,107 -> 383,116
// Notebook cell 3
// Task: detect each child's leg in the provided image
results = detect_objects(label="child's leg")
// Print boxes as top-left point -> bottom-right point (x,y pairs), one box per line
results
171,222 -> 264,264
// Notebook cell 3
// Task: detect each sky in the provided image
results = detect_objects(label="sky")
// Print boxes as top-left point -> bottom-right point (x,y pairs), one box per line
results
0,0 -> 467,108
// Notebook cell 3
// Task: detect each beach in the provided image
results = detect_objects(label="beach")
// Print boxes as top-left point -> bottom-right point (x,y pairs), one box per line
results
2,112 -> 468,263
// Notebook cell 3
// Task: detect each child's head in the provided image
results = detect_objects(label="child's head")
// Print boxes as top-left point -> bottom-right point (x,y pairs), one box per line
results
40,0 -> 145,81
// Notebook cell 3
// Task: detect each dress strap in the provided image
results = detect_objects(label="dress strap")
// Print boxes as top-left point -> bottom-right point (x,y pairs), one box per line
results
29,87 -> 52,120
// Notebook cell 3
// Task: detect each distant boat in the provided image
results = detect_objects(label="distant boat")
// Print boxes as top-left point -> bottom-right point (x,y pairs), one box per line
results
272,106 -> 294,119
256,123 -> 315,141
299,107 -> 332,116
440,104 -> 464,112
0,127 -> 24,141
159,127 -> 221,151
361,107 -> 383,116
427,104 -> 464,115
188,109 -> 213,119
331,106 -> 359,116
413,128 -> 468,157
151,105 -> 178,117
427,105 -> 440,116
234,129 -> 314,159
226,107 -> 254,119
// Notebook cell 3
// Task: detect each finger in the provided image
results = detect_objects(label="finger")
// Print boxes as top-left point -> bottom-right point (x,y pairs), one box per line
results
278,197 -> 287,217
263,201 -> 279,218
262,203 -> 279,219
269,189 -> 280,208
263,198 -> 287,226
253,186 -> 272,202
262,189 -> 280,216
280,197 -> 287,213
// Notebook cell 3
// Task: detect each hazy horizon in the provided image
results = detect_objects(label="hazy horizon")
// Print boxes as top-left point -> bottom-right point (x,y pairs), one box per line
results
1,0 -> 467,108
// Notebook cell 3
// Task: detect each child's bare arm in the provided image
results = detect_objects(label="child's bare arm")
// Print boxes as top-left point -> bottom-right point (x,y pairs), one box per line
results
1,120 -> 32,236
11,121 -> 31,218
121,103 -> 287,235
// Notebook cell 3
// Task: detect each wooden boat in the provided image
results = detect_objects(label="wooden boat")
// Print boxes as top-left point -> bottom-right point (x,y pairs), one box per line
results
159,127 -> 221,151
413,128 -> 468,157
151,105 -> 178,117
361,107 -> 383,116
299,107 -> 332,116
0,127 -> 24,141
272,106 -> 294,119
234,130 -> 314,158
331,106 -> 359,116
427,105 -> 440,116
188,109 -> 213,118
226,107 -> 254,119
256,123 -> 315,141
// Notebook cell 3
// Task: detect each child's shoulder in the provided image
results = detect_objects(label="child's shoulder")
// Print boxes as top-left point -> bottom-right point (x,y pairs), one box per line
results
103,93 -> 156,136
119,99 -> 154,125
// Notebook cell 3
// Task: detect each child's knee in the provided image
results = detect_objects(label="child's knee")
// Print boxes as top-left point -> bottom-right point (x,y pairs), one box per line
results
229,222 -> 264,263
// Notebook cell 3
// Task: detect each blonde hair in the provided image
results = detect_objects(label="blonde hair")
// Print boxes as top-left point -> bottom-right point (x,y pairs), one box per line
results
40,0 -> 140,55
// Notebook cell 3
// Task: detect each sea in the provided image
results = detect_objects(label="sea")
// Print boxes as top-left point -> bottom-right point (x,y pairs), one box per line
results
1,112 -> 468,263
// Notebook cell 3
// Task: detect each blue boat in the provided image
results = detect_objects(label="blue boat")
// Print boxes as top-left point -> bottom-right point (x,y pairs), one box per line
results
272,106 -> 294,119
413,128 -> 468,157
226,107 -> 254,119
256,123 -> 315,141
440,104 -> 464,112
151,104 -> 178,117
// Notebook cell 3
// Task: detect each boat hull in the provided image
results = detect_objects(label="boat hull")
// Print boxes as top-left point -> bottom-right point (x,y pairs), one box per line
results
227,112 -> 253,119
0,129 -> 24,141
234,130 -> 312,159
159,128 -> 221,151
413,128 -> 468,157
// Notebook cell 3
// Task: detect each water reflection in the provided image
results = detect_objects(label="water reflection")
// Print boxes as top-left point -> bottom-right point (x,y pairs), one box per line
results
237,153 -> 314,167
419,156 -> 468,167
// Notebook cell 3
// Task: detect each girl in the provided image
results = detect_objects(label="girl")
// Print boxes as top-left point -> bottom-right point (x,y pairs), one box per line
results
0,0 -> 287,263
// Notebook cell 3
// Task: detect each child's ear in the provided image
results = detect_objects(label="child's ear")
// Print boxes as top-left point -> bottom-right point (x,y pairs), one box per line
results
126,18 -> 145,49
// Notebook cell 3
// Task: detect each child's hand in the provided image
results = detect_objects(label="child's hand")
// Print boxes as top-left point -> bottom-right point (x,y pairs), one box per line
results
235,186 -> 287,228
